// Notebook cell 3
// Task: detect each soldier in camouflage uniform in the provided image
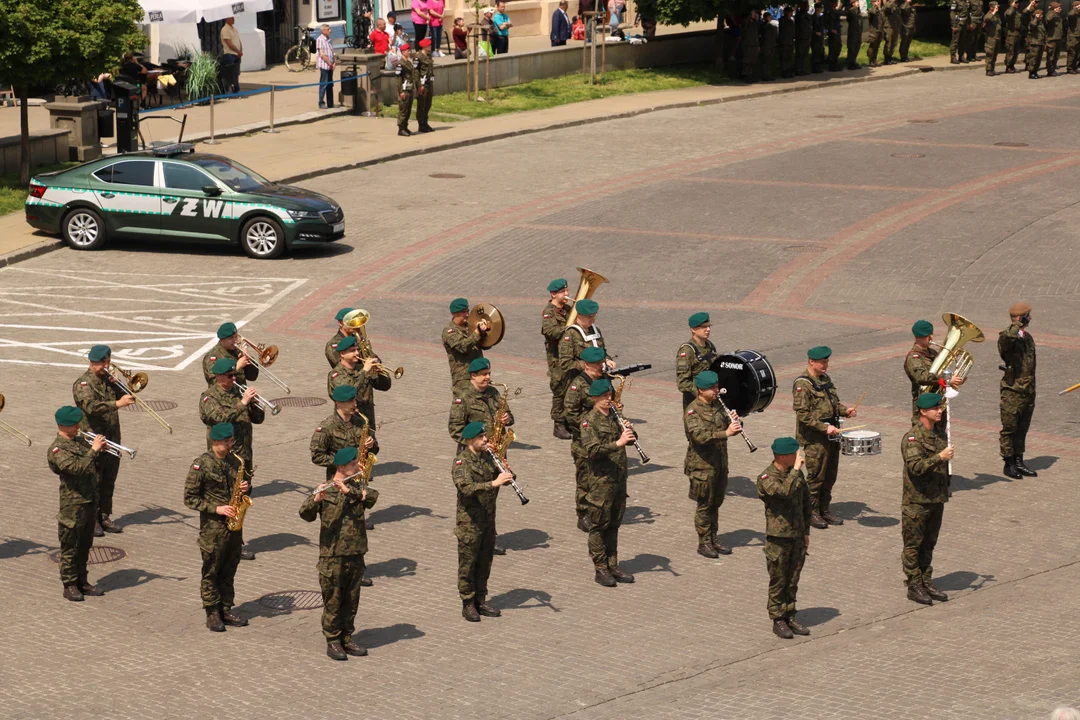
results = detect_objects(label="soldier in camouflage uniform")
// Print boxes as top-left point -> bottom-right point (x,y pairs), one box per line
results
325,307 -> 354,368
577,378 -> 637,587
557,298 -> 613,381
741,10 -> 761,82
415,38 -> 435,133
183,422 -> 251,632
904,319 -> 964,422
845,0 -> 863,69
901,394 -> 953,606
1004,0 -> 1025,72
564,346 -> 607,532
756,437 -> 811,639
300,446 -> 379,660
898,0 -> 916,61
1027,5 -> 1045,77
761,11 -> 779,80
825,0 -> 843,70
541,278 -> 573,439
676,312 -> 717,409
999,301 -> 1038,479
780,6 -> 797,78
72,344 -> 134,535
812,2 -> 827,72
683,371 -> 742,559
884,0 -> 902,63
793,346 -> 855,530
453,422 -> 514,622
201,321 -> 259,386
328,335 -> 391,429
950,0 -> 969,61
1067,0 -> 1080,72
443,297 -> 488,391
1045,1 -> 1064,74
795,1 -> 813,75
49,406 -> 107,602
867,0 -> 885,66
984,1 -> 1004,74
448,358 -> 514,446
396,43 -> 418,136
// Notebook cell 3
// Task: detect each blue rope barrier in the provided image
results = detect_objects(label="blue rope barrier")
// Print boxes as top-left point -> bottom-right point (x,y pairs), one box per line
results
139,72 -> 369,116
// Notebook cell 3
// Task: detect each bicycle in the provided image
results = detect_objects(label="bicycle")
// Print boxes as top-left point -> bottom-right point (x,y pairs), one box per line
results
285,25 -> 315,71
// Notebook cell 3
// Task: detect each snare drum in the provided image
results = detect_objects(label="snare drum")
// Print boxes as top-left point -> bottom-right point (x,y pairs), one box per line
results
840,430 -> 882,456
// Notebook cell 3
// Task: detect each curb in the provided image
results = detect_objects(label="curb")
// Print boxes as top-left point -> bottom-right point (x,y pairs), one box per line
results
0,238 -> 64,268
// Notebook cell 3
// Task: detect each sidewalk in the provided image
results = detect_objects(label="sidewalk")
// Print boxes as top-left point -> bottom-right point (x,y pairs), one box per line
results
0,54 -> 975,267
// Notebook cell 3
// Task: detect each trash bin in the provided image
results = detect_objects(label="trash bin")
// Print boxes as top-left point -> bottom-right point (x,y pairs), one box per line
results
340,68 -> 360,114
98,107 -> 115,139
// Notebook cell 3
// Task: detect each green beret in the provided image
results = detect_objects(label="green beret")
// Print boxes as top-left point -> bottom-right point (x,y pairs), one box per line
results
807,345 -> 832,361
331,385 -> 358,402
209,422 -> 235,440
87,345 -> 111,362
336,335 -> 358,352
449,298 -> 469,313
211,357 -> 237,375
588,377 -> 613,396
468,357 -> 491,373
217,322 -> 237,339
916,392 -> 944,409
335,307 -> 355,322
547,278 -> 568,293
911,320 -> 934,337
694,370 -> 719,389
580,346 -> 606,363
575,298 -> 599,316
771,436 -> 800,455
334,446 -> 359,466
688,312 -> 710,328
461,421 -> 486,440
54,406 -> 83,426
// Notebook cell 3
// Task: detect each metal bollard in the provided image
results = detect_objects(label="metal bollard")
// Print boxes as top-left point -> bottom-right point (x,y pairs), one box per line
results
264,86 -> 278,133
204,92 -> 219,145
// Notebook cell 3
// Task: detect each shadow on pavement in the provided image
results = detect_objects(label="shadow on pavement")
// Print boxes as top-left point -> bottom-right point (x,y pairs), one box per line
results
245,532 -> 313,554
509,441 -> 543,451
933,570 -> 996,592
717,528 -> 765,549
366,557 -> 418,579
798,607 -> 840,627
628,461 -> 673,477
368,504 -> 448,525
497,528 -> 550,552
951,472 -> 1016,492
255,479 -> 309,498
0,537 -> 53,560
356,623 -> 426,649
829,501 -> 899,528
728,475 -> 759,499
1024,455 -> 1057,471
621,553 -> 679,576
97,567 -> 186,591
105,237 -> 354,260
114,504 -> 195,527
374,461 -> 420,478
623,506 -> 660,525
489,588 -> 560,612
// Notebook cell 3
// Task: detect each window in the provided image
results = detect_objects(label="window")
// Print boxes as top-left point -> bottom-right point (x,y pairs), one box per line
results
94,160 -> 156,187
192,157 -> 272,193
317,0 -> 342,22
164,163 -> 215,191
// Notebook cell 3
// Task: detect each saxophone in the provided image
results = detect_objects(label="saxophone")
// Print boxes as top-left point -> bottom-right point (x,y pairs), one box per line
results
226,453 -> 253,531
489,383 -> 520,460
356,412 -> 377,486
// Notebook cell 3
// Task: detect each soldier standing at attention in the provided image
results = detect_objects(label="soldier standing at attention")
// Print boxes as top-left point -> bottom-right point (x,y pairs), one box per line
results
443,297 -> 488,391
73,344 -> 134,536
901,394 -> 953,606
949,0 -> 969,62
793,346 -> 856,530
825,0 -> 843,70
999,302 -> 1038,479
1045,1 -> 1064,75
415,37 -> 435,133
50,405 -> 107,602
867,0 -> 885,66
756,437 -> 811,639
683,371 -> 742,559
845,0 -> 862,69
1066,0 -> 1080,72
1028,6 -> 1046,77
328,335 -> 390,429
780,5 -> 797,77
795,1 -> 813,75
966,0 -> 981,61
1004,0 -> 1024,72
904,320 -> 964,422
453,422 -> 514,622
984,2 -> 1004,74
449,358 -> 514,447
578,378 -> 637,587
676,312 -> 717,409
300,446 -> 379,660
325,308 -> 354,368
899,0 -> 916,60
761,11 -> 779,80
541,278 -> 573,439
811,2 -> 827,72
741,9 -> 761,82
564,346 -> 607,532
183,422 -> 251,632
558,298 -> 614,379
396,43 -> 417,136
884,0 -> 902,63
202,321 -> 259,386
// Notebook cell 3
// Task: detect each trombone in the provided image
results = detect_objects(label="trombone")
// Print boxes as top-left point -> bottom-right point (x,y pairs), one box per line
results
237,334 -> 291,394
341,309 -> 405,379
236,381 -> 281,416
107,364 -> 173,434
79,430 -> 137,459
0,394 -> 32,446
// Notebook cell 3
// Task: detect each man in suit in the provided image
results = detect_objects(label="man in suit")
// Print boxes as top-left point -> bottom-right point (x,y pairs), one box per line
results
551,0 -> 572,45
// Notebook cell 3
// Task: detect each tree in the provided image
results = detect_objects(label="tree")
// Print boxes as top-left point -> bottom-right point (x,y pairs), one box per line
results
633,0 -> 766,64
0,0 -> 145,183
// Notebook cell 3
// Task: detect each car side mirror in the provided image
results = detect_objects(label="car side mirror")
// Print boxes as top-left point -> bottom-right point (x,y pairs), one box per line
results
202,185 -> 222,196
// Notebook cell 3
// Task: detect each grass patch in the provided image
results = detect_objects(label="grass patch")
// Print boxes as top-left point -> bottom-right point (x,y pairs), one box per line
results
0,162 -> 78,217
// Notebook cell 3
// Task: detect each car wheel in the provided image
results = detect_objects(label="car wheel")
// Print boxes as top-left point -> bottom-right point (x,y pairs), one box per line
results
61,207 -> 107,250
240,216 -> 286,259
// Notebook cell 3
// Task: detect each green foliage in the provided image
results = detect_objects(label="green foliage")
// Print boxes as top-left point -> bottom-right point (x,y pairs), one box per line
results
185,52 -> 222,100
635,0 -> 764,28
0,162 -> 78,217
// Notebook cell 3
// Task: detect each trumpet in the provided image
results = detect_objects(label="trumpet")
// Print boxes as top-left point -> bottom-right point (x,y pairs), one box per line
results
79,430 -> 137,459
107,364 -> 173,434
717,388 -> 756,453
235,382 -> 281,416
310,469 -> 368,496
237,334 -> 291,394
342,309 -> 405,380
0,394 -> 32,446
486,448 -> 529,506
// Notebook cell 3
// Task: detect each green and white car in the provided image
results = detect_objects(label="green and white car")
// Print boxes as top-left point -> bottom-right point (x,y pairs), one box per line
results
25,144 -> 344,259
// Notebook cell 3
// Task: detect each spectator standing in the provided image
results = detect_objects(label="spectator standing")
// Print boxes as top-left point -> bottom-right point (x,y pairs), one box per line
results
316,23 -> 336,109
453,17 -> 469,58
429,0 -> 445,55
578,0 -> 597,43
412,0 -> 431,43
370,17 -> 391,54
493,0 -> 512,53
608,0 -> 625,33
386,10 -> 398,36
552,0 -> 572,45
220,17 -> 243,94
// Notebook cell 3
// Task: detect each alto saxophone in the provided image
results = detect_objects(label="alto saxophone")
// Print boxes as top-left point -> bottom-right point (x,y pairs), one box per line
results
490,383 -> 521,460
226,453 -> 253,531
357,412 -> 377,486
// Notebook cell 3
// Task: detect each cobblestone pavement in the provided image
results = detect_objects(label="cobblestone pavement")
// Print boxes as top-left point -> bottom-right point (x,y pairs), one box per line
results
1,71 -> 1079,719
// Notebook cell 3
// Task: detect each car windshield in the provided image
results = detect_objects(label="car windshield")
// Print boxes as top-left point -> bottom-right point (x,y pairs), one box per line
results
191,157 -> 272,192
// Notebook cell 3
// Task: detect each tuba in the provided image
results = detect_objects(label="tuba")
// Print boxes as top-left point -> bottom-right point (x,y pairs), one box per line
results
468,303 -> 506,349
226,453 -> 253,531
922,312 -> 985,392
564,267 -> 609,328
342,309 -> 404,379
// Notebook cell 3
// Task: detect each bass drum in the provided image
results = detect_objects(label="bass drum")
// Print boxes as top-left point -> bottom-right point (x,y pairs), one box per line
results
710,350 -> 777,417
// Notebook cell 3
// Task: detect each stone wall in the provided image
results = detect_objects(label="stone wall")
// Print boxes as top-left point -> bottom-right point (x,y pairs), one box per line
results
0,130 -> 70,178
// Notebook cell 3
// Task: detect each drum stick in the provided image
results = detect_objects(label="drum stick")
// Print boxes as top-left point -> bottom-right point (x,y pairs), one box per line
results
838,424 -> 869,433
850,391 -> 867,412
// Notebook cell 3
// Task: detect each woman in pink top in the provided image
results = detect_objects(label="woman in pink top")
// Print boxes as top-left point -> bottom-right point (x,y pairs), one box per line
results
428,0 -> 445,56
411,0 -> 430,43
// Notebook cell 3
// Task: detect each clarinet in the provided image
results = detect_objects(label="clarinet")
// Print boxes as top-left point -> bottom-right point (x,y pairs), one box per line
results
486,449 -> 529,506
716,388 -> 757,453
610,402 -> 650,464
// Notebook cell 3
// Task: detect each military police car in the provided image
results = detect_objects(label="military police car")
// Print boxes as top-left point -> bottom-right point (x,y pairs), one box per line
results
24,144 -> 344,259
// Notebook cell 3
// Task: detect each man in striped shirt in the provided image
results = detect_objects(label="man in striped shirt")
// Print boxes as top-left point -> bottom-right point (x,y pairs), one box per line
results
316,24 -> 336,109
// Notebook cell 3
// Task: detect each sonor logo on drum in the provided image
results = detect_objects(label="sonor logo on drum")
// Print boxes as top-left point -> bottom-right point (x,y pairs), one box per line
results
718,362 -> 744,370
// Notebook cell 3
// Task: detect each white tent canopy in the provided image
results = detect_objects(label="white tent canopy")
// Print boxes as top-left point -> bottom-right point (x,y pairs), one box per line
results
141,0 -> 273,24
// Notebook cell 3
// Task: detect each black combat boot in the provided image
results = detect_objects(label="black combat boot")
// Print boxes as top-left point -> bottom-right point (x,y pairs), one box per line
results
1029,71 -> 1041,78
492,544 -> 506,556
1003,455 -> 1023,479
594,568 -> 617,587
810,512 -> 829,529
221,609 -> 248,627
711,539 -> 733,556
79,582 -> 105,597
240,545 -> 256,561
63,584 -> 85,602
398,128 -> 412,137
341,638 -> 368,656
553,422 -> 572,440
99,515 -> 123,533
476,597 -> 502,617
462,598 -> 481,622
206,607 -> 225,632
786,614 -> 810,635
609,566 -> 635,583
1015,455 -> 1038,477
326,641 -> 348,660
360,575 -> 374,587
906,580 -> 933,605
821,508 -> 844,526
697,543 -> 720,559
923,581 -> 949,602
93,523 -> 105,538
773,619 -> 794,639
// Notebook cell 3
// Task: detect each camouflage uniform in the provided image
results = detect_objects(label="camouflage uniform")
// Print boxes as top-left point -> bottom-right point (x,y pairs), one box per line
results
448,385 -> 514,446
779,13 -> 796,77
793,371 -> 849,517
812,8 -> 827,71
442,322 -> 484,390
1005,3 -> 1025,70
201,341 -> 259,386
328,361 -> 391,429
985,8 -> 1004,73
676,338 -> 717,409
998,322 -> 1036,458
415,49 -> 435,129
563,371 -> 597,520
325,330 -> 347,368
867,2 -> 885,65
903,343 -> 947,423
183,452 -> 246,611
557,324 -> 608,378
761,17 -> 779,80
72,370 -> 122,520
1067,4 -> 1080,71
795,5 -> 813,74
1027,9 -> 1046,73
756,462 -> 810,620
900,421 -> 949,587
683,397 -> 731,547
311,411 -> 379,481
846,2 -> 863,68
1045,4 -> 1064,72
899,0 -> 916,61
299,480 -> 378,641
825,3 -> 843,70
741,14 -> 760,81
48,434 -> 100,587
576,406 -> 628,570
397,55 -> 418,132
199,384 -> 266,470
541,301 -> 572,423
885,0 -> 903,61
452,449 -> 500,601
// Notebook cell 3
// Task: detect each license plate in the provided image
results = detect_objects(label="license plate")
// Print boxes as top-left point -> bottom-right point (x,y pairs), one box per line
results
333,223 -> 344,233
